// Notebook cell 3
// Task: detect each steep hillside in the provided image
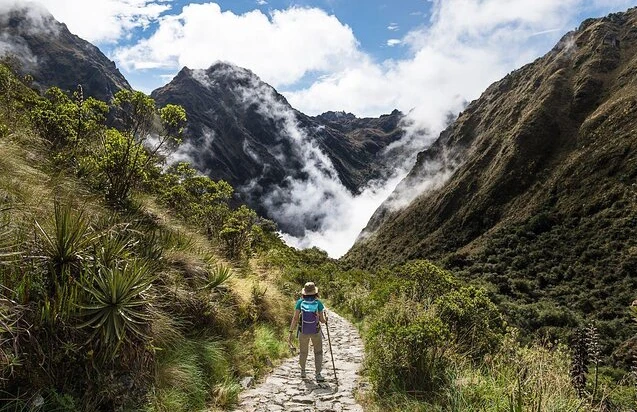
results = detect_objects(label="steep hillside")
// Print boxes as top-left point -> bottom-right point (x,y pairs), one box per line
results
0,62 -> 292,411
151,63 -> 403,234
0,3 -> 130,100
346,9 -> 637,354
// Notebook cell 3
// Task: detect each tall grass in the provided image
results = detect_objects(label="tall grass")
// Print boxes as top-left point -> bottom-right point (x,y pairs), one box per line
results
147,339 -> 236,412
252,324 -> 288,372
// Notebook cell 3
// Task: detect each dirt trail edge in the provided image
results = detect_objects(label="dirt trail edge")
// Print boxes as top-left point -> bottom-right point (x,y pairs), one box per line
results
233,309 -> 365,412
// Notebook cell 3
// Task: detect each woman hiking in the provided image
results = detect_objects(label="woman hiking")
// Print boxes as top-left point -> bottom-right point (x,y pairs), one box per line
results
288,282 -> 327,381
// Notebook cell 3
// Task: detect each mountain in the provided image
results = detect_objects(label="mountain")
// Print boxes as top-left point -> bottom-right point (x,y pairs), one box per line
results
151,63 -> 403,234
345,9 -> 637,355
0,4 -> 130,101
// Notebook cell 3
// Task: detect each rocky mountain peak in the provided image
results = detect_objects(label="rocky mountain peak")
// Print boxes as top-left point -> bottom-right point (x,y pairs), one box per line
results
152,62 -> 404,236
0,2 -> 130,101
316,111 -> 358,122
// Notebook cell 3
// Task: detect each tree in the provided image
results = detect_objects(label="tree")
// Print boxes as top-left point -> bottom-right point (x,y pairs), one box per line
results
159,162 -> 233,237
30,86 -> 107,155
220,206 -> 258,259
92,90 -> 186,204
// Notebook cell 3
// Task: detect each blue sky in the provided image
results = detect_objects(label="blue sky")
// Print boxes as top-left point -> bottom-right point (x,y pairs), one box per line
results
31,0 -> 637,120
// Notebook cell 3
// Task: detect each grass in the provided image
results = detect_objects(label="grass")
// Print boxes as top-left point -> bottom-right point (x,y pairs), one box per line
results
252,325 -> 289,371
148,339 -> 236,412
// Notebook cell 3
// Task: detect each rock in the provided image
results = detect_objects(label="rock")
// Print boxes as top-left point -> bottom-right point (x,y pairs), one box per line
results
290,395 -> 314,404
240,376 -> 255,389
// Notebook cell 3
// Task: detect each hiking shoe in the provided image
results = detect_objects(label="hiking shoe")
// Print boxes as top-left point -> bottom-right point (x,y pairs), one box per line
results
315,374 -> 325,382
300,370 -> 306,379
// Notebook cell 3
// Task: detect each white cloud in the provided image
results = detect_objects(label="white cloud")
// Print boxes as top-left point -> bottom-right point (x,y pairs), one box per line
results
386,38 -> 401,46
24,0 -> 170,43
285,0 -> 601,124
256,0 -> 268,5
114,3 -> 362,88
387,22 -> 399,31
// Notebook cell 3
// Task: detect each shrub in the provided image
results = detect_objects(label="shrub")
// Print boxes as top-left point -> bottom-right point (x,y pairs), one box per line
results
220,206 -> 258,260
366,299 -> 452,397
435,286 -> 506,358
390,260 -> 458,300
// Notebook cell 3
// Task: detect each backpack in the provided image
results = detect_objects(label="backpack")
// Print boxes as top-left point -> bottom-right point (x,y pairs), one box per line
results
299,299 -> 320,334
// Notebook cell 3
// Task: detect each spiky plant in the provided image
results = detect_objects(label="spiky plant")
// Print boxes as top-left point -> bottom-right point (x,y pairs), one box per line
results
79,260 -> 155,356
200,263 -> 233,291
92,228 -> 132,269
34,202 -> 96,279
585,323 -> 600,401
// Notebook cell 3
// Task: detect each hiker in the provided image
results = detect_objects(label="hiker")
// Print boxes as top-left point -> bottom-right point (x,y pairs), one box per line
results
288,281 -> 327,381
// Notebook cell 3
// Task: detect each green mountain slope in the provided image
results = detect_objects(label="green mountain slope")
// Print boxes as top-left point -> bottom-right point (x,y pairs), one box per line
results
345,8 -> 637,357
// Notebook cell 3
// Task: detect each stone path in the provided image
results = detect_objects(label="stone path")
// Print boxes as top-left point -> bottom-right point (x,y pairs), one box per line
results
233,310 -> 365,412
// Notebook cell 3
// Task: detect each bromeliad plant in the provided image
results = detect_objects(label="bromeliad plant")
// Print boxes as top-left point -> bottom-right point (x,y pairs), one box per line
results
79,259 -> 156,357
200,263 -> 233,291
35,202 -> 97,280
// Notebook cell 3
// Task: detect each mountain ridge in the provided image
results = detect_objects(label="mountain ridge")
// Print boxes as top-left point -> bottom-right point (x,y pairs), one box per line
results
151,62 -> 405,235
344,7 -> 637,359
0,4 -> 131,101
348,8 -> 636,265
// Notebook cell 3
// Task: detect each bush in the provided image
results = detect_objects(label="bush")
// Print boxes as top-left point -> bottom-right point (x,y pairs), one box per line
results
435,286 -> 506,358
366,299 -> 452,397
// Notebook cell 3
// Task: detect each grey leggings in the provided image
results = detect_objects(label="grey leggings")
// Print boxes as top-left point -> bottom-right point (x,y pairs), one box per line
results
298,332 -> 323,374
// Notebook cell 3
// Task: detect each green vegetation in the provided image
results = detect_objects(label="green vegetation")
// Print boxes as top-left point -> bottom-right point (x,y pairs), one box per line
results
444,200 -> 637,366
0,64 -> 289,410
267,243 -> 637,411
1,23 -> 636,410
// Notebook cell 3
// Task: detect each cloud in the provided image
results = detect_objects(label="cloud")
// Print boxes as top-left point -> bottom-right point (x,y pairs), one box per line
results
386,38 -> 401,46
387,22 -> 399,31
256,0 -> 268,5
114,3 -> 362,88
285,0 -> 602,124
0,1 -> 59,33
27,0 -> 170,43
0,1 -> 59,68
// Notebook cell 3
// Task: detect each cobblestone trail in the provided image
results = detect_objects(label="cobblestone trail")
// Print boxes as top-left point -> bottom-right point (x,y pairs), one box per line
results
233,310 -> 365,412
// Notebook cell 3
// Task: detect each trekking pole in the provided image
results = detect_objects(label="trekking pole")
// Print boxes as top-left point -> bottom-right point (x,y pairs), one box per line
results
325,313 -> 338,385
